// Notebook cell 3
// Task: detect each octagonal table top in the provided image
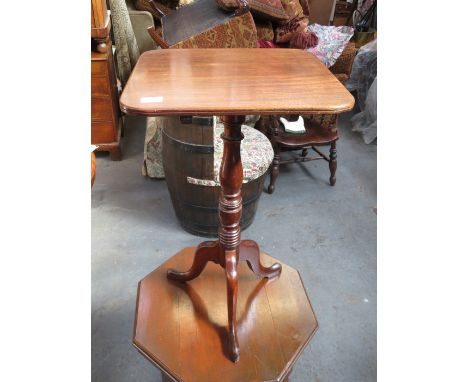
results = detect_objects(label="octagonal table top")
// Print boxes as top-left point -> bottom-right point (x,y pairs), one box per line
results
133,247 -> 318,382
120,49 -> 355,116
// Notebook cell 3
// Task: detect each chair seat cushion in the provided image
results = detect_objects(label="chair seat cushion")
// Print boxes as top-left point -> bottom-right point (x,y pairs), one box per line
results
187,120 -> 273,186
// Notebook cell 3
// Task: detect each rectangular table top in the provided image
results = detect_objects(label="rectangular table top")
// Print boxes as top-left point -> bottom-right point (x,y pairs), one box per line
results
119,49 -> 355,116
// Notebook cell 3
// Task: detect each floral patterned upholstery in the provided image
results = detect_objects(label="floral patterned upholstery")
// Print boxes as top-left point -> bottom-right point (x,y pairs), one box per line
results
305,24 -> 354,68
279,0 -> 305,19
142,117 -> 165,178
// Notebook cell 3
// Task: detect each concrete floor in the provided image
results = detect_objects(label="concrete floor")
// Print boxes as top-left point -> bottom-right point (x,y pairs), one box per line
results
92,111 -> 376,382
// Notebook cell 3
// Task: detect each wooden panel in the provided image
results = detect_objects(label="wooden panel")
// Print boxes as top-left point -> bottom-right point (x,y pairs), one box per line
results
91,60 -> 108,77
120,49 -> 355,116
91,76 -> 110,97
92,97 -> 114,121
92,121 -> 115,144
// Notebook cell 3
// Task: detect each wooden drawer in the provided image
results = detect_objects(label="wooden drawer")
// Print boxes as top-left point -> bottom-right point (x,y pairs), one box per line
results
92,121 -> 115,144
92,97 -> 114,121
91,60 -> 107,76
91,76 -> 110,97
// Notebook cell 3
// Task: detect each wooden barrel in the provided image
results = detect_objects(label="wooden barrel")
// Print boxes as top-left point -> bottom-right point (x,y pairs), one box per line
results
162,116 -> 266,237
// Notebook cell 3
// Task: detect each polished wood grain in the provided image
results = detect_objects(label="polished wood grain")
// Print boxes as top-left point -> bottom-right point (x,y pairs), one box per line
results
91,97 -> 114,121
167,239 -> 281,362
119,49 -> 355,116
134,247 -> 318,382
91,76 -> 111,97
91,54 -> 108,76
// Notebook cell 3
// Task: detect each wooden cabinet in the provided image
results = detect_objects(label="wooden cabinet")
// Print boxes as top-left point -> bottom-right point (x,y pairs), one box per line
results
91,0 -> 110,53
91,49 -> 122,160
91,0 -> 122,160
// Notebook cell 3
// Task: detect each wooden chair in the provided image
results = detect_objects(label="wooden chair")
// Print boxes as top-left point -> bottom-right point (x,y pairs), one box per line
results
256,42 -> 357,194
255,115 -> 338,193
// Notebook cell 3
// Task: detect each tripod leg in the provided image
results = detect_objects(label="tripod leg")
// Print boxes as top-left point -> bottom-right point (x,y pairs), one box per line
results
167,241 -> 220,282
225,249 -> 240,363
239,240 -> 282,278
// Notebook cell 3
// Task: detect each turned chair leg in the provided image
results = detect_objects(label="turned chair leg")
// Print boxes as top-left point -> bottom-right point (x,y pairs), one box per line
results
329,140 -> 337,186
254,116 -> 269,136
268,148 -> 280,194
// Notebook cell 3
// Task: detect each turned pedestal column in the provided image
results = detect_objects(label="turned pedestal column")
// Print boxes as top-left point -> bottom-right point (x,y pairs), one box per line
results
167,115 -> 281,362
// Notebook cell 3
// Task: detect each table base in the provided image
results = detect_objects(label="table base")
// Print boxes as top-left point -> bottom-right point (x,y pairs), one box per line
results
167,239 -> 281,362
133,247 -> 318,382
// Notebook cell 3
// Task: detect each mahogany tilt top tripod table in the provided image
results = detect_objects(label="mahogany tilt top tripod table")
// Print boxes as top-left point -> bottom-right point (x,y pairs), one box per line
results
120,48 -> 354,380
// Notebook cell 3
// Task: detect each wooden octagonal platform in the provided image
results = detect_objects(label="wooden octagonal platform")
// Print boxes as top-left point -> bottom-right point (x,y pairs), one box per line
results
134,247 -> 318,382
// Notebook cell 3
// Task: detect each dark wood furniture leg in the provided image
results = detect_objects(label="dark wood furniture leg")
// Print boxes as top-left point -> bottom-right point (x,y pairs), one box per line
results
269,147 -> 281,194
167,115 -> 282,363
268,116 -> 281,194
329,140 -> 337,186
